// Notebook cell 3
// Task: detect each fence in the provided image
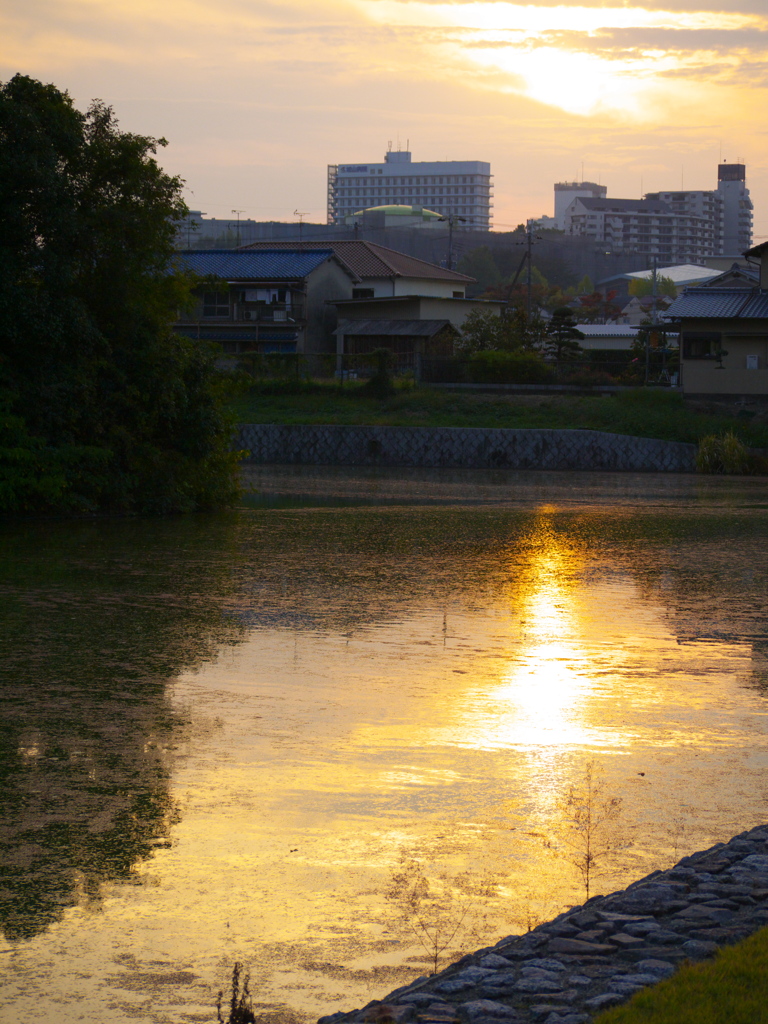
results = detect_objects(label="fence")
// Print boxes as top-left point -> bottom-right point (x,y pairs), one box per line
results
231,349 -> 679,389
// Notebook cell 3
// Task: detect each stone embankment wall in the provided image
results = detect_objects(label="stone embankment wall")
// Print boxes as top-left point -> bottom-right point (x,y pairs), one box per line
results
320,824 -> 768,1024
237,425 -> 697,473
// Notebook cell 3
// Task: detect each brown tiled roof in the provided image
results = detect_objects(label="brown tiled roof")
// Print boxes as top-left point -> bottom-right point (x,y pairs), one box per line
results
239,239 -> 474,284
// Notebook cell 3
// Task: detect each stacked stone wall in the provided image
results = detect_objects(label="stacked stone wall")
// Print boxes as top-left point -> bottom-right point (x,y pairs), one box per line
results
237,425 -> 697,473
320,824 -> 768,1024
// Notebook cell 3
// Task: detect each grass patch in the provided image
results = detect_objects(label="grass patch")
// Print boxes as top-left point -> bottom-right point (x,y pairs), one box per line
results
595,926 -> 768,1024
229,382 -> 768,451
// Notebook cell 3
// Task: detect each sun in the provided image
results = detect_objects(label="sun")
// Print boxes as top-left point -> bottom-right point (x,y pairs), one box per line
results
466,43 -> 647,117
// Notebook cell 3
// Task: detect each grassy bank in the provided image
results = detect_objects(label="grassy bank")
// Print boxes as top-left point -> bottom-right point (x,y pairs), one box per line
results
594,925 -> 768,1024
231,383 -> 768,450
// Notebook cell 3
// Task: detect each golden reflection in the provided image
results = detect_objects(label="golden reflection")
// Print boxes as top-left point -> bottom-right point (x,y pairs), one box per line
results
448,511 -> 605,752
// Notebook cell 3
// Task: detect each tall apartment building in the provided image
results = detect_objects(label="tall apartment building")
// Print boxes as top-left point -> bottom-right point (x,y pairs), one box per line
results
327,148 -> 493,230
563,162 -> 752,261
646,164 -> 753,256
716,163 -> 753,253
564,197 -> 716,263
643,188 -> 722,257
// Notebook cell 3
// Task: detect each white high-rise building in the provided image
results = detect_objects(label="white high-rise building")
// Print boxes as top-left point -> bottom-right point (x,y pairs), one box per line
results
717,163 -> 753,254
327,148 -> 493,229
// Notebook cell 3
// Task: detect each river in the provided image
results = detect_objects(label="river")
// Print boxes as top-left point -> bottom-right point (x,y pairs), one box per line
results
1,469 -> 768,1023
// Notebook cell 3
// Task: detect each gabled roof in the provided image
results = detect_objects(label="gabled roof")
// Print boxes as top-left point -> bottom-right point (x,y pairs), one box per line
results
701,264 -> 759,288
173,249 -> 345,281
239,239 -> 474,283
335,318 -> 456,337
664,287 -> 768,320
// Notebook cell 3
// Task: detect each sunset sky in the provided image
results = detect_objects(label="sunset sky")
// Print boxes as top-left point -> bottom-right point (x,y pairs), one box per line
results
3,0 -> 767,238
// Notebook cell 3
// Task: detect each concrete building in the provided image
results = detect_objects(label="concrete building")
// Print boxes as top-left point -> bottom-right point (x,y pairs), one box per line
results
717,163 -> 753,254
564,196 -> 712,263
645,165 -> 753,257
327,148 -> 493,229
643,190 -> 722,257
553,181 -> 607,229
566,162 -> 753,262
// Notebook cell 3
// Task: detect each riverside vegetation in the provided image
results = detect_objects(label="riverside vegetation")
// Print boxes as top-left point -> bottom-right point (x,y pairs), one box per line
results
232,383 -> 768,452
0,75 -> 240,514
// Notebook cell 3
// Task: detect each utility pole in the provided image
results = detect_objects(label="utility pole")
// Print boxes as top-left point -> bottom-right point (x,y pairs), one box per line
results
186,212 -> 206,248
231,209 -> 244,247
294,209 -> 308,244
646,254 -> 658,384
526,223 -> 534,318
439,214 -> 466,270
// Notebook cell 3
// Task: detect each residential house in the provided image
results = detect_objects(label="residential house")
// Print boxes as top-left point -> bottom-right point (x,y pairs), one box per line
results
240,239 -> 502,345
241,239 -> 475,299
664,240 -> 768,397
172,249 -> 356,354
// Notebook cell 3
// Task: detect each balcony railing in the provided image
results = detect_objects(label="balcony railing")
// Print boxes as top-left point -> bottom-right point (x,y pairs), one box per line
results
178,303 -> 305,325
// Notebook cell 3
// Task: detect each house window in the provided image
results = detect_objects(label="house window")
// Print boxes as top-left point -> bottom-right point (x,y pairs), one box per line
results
682,331 -> 721,359
352,288 -> 375,299
202,292 -> 229,317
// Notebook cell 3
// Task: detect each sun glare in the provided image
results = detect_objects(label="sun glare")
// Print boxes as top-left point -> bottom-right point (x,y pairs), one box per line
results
357,1 -> 768,117
468,44 -> 644,116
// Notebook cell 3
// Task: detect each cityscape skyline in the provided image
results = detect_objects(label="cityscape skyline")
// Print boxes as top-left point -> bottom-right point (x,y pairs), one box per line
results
2,0 -> 767,239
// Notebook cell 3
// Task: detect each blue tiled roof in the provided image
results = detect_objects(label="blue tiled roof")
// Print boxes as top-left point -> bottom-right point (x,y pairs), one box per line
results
664,288 -> 758,319
173,249 -> 335,280
737,291 -> 768,317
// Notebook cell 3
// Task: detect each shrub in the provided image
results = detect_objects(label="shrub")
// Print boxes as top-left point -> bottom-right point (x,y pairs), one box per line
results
559,368 -> 617,388
467,350 -> 554,385
361,348 -> 396,399
696,431 -> 750,475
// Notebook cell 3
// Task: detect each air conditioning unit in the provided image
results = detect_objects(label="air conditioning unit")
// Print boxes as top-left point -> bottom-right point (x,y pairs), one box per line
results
243,310 -> 256,321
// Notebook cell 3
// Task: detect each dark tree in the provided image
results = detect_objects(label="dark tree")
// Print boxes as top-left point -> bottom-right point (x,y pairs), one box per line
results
577,289 -> 622,324
0,75 -> 240,513
544,306 -> 585,361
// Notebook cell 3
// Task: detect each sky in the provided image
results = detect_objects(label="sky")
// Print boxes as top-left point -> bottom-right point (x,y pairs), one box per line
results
2,0 -> 768,238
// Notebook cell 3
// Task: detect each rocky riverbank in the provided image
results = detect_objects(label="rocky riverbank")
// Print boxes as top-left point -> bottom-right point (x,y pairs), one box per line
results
320,824 -> 768,1024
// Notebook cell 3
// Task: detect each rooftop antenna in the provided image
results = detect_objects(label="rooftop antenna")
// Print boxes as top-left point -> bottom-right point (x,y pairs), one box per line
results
387,140 -> 392,152
294,209 -> 308,244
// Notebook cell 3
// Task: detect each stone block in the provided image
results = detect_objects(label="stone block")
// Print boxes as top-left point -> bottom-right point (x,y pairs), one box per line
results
548,938 -> 616,955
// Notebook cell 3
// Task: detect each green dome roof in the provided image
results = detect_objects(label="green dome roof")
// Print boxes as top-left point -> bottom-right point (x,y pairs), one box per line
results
353,204 -> 442,219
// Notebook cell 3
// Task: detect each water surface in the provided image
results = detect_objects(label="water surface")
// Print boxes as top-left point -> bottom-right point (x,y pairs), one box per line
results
2,470 -> 768,1023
